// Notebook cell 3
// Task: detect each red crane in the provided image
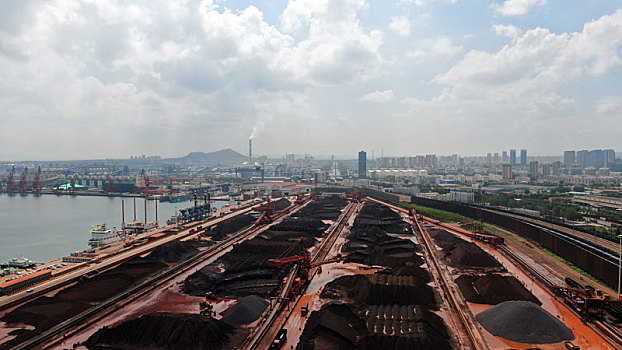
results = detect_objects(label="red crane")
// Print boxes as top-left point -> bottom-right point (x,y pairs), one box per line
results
106,174 -> 115,195
6,166 -> 16,193
253,198 -> 275,226
138,169 -> 152,196
69,174 -> 78,194
32,166 -> 42,194
267,238 -> 342,281
19,167 -> 28,194
295,192 -> 305,204
345,188 -> 364,203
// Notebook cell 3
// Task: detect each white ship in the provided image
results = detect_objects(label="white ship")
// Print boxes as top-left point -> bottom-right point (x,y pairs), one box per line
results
88,223 -> 121,248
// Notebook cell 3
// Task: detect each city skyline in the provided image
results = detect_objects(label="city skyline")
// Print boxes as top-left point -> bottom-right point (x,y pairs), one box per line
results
0,1 -> 621,159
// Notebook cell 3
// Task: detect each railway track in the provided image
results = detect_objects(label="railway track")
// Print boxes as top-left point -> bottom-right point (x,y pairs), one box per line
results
13,200 -> 309,350
410,213 -> 488,350
482,207 -> 620,259
244,201 -> 359,350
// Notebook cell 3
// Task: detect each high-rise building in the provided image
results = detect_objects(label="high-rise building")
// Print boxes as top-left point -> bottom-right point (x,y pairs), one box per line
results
605,149 -> 616,167
576,150 -> 587,168
493,153 -> 500,163
584,149 -> 605,169
510,149 -> 516,166
563,151 -> 575,167
486,153 -> 492,164
542,163 -> 552,176
529,161 -> 539,179
502,151 -> 509,163
502,164 -> 513,180
520,149 -> 527,166
358,151 -> 367,178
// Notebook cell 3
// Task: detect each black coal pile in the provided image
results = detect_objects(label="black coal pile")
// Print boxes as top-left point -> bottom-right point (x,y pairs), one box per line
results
429,228 -> 503,270
221,294 -> 269,325
148,240 -> 199,263
209,214 -> 254,241
321,274 -> 436,310
456,274 -> 540,305
294,195 -> 347,220
271,216 -> 329,233
344,226 -> 422,268
476,300 -> 574,344
297,304 -> 452,350
255,230 -> 320,244
271,197 -> 291,211
297,304 -> 369,350
354,202 -> 411,234
183,239 -> 291,298
84,312 -> 248,350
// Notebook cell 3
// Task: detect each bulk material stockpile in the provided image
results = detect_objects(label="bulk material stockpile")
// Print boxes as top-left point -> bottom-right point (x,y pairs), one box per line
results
476,300 -> 574,344
84,312 -> 248,350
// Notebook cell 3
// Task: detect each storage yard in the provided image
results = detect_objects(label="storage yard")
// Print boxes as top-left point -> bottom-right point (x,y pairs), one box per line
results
1,192 -> 622,350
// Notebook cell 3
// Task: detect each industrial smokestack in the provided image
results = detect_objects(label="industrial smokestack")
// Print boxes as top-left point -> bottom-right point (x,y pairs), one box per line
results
249,139 -> 252,162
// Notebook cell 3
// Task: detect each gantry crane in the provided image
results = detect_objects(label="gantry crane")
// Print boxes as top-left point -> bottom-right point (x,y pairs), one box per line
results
32,166 -> 42,194
253,198 -> 278,226
106,174 -> 115,195
6,166 -> 16,193
19,167 -> 28,194
267,238 -> 342,295
345,188 -> 364,203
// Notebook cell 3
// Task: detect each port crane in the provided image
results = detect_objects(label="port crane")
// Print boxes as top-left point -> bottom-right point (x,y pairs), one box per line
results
252,198 -> 288,226
19,167 -> 28,194
114,229 -> 134,247
32,166 -> 42,194
6,166 -> 16,193
345,188 -> 364,203
106,174 -> 115,195
267,238 -> 342,294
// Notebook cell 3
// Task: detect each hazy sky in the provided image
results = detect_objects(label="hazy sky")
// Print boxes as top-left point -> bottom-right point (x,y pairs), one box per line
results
1,0 -> 621,160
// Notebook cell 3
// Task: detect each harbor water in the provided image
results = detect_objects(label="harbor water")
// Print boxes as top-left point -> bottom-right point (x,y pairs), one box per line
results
0,194 -> 231,264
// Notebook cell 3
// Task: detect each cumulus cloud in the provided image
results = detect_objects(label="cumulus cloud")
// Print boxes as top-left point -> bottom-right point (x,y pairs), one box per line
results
0,0 -> 385,158
596,96 -> 622,115
407,37 -> 463,58
494,0 -> 547,17
389,16 -> 411,36
360,90 -> 394,103
493,24 -> 523,41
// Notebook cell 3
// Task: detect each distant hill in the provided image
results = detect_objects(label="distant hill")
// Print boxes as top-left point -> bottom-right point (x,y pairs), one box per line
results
170,148 -> 247,165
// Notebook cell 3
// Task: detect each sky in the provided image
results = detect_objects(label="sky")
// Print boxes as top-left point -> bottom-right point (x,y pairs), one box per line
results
0,0 -> 621,160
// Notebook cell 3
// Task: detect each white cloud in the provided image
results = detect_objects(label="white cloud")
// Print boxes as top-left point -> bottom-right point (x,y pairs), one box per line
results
407,36 -> 463,58
389,16 -> 411,36
493,24 -> 523,41
400,0 -> 457,6
494,0 -> 547,17
596,96 -> 622,115
360,90 -> 394,103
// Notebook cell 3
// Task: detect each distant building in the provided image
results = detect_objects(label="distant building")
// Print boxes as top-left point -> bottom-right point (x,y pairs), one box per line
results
502,164 -> 513,180
486,153 -> 492,164
529,161 -> 539,180
605,149 -> 616,167
520,149 -> 527,166
576,150 -> 587,168
502,151 -> 509,163
358,151 -> 367,178
493,152 -> 500,163
563,150 -> 575,167
450,191 -> 475,204
510,149 -> 517,166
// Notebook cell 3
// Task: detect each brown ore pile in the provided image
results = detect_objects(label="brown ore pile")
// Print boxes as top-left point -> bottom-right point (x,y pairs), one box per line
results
0,257 -> 166,350
84,312 -> 248,350
297,202 -> 452,350
476,300 -> 574,344
428,227 -> 503,270
455,274 -> 541,305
